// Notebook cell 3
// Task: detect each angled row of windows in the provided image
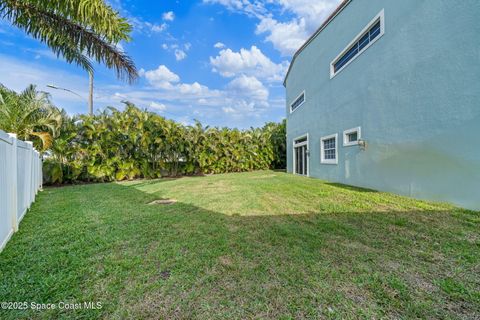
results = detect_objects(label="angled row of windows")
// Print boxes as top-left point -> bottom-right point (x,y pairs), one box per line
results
333,20 -> 381,73
331,10 -> 384,77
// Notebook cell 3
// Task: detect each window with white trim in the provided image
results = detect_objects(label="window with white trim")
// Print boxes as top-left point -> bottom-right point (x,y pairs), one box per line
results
320,134 -> 338,164
330,9 -> 384,78
343,127 -> 361,146
290,91 -> 305,112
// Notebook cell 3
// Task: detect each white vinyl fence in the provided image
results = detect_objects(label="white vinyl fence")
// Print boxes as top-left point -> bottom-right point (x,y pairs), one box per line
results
0,130 -> 42,252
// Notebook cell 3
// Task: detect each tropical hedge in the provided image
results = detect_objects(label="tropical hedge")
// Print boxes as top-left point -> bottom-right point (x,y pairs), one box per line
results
1,84 -> 286,184
42,103 -> 286,184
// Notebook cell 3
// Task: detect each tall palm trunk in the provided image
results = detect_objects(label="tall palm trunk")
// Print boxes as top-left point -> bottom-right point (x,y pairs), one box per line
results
88,71 -> 94,115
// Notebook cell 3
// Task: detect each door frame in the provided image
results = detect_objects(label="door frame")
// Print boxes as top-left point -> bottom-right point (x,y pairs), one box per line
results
293,133 -> 309,177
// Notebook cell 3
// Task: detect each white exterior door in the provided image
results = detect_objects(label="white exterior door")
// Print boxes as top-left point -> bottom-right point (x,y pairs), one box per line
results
293,135 -> 308,176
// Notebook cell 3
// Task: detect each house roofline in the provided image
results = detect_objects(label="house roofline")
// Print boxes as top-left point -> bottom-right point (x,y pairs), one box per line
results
283,0 -> 353,87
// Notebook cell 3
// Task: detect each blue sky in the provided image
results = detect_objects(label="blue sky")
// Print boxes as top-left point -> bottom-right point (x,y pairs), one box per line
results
0,0 -> 340,128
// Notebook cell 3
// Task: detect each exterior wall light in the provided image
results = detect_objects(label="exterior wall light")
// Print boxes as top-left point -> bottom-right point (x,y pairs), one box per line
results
358,139 -> 367,151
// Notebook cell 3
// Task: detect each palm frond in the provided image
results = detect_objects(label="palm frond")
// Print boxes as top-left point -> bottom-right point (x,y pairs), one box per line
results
27,0 -> 132,43
0,84 -> 63,150
30,131 -> 53,150
0,0 -> 137,82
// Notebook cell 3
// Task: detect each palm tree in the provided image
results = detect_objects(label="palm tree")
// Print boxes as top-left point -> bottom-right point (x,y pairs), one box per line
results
0,0 -> 137,82
0,84 -> 62,150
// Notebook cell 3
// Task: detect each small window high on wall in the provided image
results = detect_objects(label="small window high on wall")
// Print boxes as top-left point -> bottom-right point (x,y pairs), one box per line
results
290,91 -> 305,113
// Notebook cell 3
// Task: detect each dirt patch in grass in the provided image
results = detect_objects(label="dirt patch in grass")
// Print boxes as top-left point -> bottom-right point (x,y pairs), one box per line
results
404,272 -> 437,294
218,255 -> 234,268
159,270 -> 171,280
148,199 -> 177,205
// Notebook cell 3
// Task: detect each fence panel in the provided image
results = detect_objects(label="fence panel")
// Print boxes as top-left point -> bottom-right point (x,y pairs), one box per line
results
0,131 -> 14,251
0,130 -> 42,252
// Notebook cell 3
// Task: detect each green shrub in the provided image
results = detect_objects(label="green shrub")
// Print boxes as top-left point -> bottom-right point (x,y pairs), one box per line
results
42,104 -> 286,184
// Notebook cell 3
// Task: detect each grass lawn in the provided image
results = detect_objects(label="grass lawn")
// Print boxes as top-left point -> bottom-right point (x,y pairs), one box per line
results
0,171 -> 479,319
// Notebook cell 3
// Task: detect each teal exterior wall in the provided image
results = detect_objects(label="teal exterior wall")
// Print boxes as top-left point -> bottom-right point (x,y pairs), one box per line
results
285,0 -> 480,210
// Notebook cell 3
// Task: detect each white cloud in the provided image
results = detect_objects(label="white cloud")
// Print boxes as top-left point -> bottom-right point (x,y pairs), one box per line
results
214,42 -> 226,49
203,0 -> 265,18
149,102 -> 167,111
255,17 -> 309,56
210,45 -> 288,82
128,16 -> 168,34
277,0 -> 340,31
226,75 -> 269,103
162,43 -> 191,60
204,0 -> 342,56
162,11 -> 175,21
109,1 -> 176,35
140,65 -> 270,117
141,65 -> 221,100
175,49 -> 187,61
222,106 -> 236,114
141,65 -> 180,89
256,1 -> 340,55
150,22 -> 167,33
25,48 -> 58,61
179,82 -> 211,95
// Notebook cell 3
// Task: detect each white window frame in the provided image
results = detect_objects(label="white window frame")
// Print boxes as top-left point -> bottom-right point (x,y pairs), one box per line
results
330,9 -> 385,79
289,90 -> 306,114
343,127 -> 362,147
293,133 -> 309,176
320,133 -> 338,165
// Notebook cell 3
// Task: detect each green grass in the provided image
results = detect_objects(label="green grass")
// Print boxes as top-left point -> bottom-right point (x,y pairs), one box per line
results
1,171 -> 479,319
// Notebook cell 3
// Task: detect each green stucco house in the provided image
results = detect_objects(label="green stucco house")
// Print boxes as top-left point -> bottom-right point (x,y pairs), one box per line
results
284,0 -> 480,210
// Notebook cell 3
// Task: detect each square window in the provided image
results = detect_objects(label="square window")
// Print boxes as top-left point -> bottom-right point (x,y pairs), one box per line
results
343,127 -> 361,146
347,132 -> 358,142
321,134 -> 338,164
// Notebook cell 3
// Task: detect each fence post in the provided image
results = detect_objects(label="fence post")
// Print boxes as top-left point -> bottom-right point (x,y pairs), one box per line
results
30,148 -> 34,202
39,155 -> 43,191
25,141 -> 33,209
35,152 -> 40,193
34,151 -> 38,194
8,134 -> 18,232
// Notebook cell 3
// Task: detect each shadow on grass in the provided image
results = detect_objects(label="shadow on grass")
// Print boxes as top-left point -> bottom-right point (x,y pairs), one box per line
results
325,182 -> 378,193
0,181 -> 478,320
121,177 -> 182,188
123,174 -> 210,189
